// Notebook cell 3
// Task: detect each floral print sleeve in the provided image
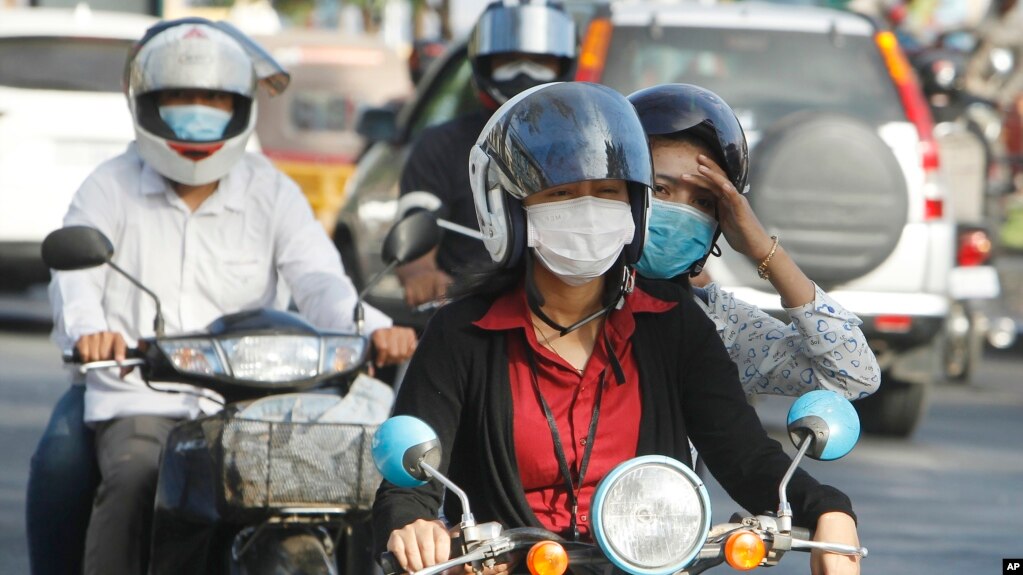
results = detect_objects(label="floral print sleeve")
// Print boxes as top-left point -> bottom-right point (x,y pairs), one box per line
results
694,283 -> 880,400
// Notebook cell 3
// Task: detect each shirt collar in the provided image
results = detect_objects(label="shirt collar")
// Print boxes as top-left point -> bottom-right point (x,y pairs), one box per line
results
139,154 -> 247,214
474,281 -> 677,338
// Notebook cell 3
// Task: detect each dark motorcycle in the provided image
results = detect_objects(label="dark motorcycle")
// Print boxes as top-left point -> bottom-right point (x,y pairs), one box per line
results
371,390 -> 867,575
40,211 -> 441,574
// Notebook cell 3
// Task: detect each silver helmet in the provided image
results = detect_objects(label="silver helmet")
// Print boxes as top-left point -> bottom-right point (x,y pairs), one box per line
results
468,0 -> 577,106
125,19 -> 288,185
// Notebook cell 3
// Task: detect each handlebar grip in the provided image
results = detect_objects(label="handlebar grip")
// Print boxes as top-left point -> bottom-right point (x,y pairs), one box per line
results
379,551 -> 403,575
63,347 -> 142,364
791,526 -> 813,541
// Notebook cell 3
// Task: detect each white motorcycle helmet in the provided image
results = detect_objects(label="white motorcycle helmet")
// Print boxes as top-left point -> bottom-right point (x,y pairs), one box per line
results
125,19 -> 289,186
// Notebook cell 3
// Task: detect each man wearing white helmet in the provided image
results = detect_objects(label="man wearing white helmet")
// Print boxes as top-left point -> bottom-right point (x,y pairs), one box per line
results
31,19 -> 416,575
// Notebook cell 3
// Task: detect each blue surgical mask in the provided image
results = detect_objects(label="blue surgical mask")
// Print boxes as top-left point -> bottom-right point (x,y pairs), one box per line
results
635,198 -> 717,279
158,105 -> 233,142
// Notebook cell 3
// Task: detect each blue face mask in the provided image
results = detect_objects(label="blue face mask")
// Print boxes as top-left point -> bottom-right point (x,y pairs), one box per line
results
635,198 -> 718,279
158,105 -> 233,142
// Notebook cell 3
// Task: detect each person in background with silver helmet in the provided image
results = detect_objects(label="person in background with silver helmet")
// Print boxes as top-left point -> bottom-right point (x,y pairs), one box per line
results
372,82 -> 860,575
28,19 -> 416,575
394,0 -> 577,308
628,83 -> 880,402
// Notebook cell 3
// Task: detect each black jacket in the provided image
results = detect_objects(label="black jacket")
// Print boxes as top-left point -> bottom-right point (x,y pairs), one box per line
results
372,279 -> 854,555
399,110 -> 492,275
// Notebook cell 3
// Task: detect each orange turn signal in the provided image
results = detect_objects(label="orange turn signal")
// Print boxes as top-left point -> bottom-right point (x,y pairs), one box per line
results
724,530 -> 766,571
526,540 -> 569,575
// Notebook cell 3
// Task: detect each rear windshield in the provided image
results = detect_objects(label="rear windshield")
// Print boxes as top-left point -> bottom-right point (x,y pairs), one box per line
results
0,37 -> 134,92
602,26 -> 905,133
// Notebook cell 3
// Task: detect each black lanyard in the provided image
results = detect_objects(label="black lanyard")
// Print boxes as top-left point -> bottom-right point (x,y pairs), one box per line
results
522,332 -> 619,541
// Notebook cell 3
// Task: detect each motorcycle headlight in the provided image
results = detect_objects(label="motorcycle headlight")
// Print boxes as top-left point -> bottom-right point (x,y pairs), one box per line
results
220,335 -> 321,382
590,456 -> 711,575
158,339 -> 226,377
323,335 -> 369,374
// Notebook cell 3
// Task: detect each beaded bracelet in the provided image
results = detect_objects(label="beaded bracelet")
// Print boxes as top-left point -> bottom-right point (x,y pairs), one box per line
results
757,235 -> 780,280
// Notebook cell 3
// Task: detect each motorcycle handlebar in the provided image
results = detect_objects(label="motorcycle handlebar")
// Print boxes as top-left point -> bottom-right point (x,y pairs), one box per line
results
63,347 -> 143,364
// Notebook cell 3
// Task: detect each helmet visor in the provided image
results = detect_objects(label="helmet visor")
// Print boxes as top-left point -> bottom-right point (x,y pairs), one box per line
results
471,3 -> 576,60
629,83 -> 748,192
483,82 -> 653,199
129,18 -> 289,98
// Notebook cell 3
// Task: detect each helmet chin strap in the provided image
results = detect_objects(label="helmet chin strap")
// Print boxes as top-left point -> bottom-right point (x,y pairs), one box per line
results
525,251 -> 634,337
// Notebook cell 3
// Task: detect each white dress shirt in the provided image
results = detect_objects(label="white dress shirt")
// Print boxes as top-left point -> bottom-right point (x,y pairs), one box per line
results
695,283 -> 881,400
50,144 -> 392,423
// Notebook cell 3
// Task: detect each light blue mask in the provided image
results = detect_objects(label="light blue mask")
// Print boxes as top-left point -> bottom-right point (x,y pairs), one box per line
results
158,105 -> 233,142
635,198 -> 717,279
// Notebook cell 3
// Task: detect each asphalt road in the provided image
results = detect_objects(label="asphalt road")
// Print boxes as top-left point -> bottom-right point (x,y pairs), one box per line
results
1,292 -> 1022,574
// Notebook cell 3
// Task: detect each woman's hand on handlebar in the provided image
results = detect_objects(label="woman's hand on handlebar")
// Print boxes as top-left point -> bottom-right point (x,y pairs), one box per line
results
386,518 -> 510,574
387,519 -> 451,572
372,327 -> 418,367
810,512 -> 860,575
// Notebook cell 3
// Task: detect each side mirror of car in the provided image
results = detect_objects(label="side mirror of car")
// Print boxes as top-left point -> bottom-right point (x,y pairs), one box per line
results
355,106 -> 399,143
41,226 -> 113,271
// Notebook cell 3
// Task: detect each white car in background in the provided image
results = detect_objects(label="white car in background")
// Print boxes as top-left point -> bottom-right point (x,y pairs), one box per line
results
0,7 -> 156,290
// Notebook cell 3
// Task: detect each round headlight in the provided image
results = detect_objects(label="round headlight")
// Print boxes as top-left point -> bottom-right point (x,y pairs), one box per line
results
590,456 -> 710,575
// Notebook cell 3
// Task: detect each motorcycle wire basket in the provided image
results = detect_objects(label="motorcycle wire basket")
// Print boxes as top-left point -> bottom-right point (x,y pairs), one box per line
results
212,413 -> 381,513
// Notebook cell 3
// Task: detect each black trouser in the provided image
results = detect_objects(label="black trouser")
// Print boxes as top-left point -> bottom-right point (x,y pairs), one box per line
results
84,415 -> 177,575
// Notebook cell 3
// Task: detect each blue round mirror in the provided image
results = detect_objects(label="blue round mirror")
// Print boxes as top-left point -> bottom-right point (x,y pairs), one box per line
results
372,415 -> 442,487
786,390 -> 860,461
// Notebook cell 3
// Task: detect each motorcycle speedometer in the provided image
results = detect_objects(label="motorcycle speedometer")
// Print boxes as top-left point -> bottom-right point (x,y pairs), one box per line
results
590,455 -> 710,575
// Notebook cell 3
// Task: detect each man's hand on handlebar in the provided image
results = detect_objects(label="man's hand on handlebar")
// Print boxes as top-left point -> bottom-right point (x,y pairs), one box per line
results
396,249 -> 452,308
75,331 -> 134,377
372,327 -> 418,367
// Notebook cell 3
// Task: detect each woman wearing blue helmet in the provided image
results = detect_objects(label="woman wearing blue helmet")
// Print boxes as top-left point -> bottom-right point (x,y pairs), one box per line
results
628,83 -> 880,402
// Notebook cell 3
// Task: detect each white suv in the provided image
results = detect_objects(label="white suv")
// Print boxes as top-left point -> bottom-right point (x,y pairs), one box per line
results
0,7 -> 156,290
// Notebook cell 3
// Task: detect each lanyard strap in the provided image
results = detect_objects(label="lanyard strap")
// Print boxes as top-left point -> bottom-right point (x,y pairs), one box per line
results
523,332 -> 611,541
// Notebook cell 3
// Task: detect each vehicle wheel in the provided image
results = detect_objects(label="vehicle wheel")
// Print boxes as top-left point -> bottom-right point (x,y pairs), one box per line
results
749,112 -> 909,288
232,529 -> 337,575
854,376 -> 928,437
942,301 -> 975,383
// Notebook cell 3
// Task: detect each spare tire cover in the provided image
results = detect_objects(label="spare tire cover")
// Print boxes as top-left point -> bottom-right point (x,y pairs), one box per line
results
749,112 -> 909,286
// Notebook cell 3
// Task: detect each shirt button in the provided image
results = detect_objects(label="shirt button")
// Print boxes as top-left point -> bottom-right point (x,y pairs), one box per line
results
580,438 -> 587,446
580,514 -> 588,522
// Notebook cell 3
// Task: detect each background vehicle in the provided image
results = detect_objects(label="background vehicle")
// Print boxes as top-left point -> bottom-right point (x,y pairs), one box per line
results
337,2 -> 954,438
0,6 -> 156,291
253,31 -> 413,235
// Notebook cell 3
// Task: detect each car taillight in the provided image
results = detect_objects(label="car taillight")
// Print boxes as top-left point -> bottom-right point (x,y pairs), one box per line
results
876,31 -> 944,221
957,229 -> 993,267
576,17 -> 612,82
875,315 -> 913,333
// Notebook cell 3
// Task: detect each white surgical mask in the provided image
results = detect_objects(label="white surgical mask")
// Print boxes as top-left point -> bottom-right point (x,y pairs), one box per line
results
491,59 -> 558,82
525,195 -> 635,286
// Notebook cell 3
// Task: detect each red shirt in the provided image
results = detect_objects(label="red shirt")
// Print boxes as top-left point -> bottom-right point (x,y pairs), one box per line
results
474,283 -> 675,538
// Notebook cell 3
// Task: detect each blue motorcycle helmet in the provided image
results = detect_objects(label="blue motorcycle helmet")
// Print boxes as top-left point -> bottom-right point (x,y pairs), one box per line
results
627,84 -> 749,278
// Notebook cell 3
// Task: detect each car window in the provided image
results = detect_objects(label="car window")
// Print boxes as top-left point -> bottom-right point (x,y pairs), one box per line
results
0,37 -> 134,92
409,54 -> 481,137
291,91 -> 354,132
601,26 -> 905,133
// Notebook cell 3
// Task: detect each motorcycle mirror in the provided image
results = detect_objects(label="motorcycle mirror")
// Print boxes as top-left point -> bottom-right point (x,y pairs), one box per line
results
381,210 -> 443,266
372,415 -> 442,488
41,225 -> 167,336
786,390 -> 860,461
41,226 -> 113,271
